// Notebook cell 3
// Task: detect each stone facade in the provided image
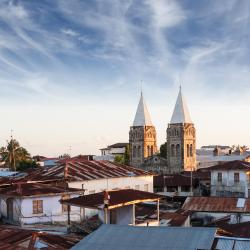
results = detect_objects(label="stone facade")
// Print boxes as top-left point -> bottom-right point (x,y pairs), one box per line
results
167,123 -> 196,173
129,126 -> 157,167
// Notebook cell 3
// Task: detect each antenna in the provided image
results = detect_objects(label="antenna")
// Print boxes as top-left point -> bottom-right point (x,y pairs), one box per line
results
10,129 -> 13,139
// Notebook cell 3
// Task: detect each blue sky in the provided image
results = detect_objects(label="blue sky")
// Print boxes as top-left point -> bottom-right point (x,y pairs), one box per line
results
0,0 -> 250,156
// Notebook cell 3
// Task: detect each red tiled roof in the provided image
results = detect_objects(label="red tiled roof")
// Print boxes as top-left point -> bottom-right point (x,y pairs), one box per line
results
0,183 -> 83,198
182,197 -> 250,213
61,189 -> 163,210
22,160 -> 152,183
206,160 -> 250,171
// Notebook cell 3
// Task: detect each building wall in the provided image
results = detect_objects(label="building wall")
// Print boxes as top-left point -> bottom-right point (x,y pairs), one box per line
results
129,126 -> 157,167
68,175 -> 154,194
0,194 -> 81,225
210,170 -> 249,198
167,123 -> 196,173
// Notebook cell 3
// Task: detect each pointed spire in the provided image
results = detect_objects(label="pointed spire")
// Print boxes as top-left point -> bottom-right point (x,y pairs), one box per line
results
133,92 -> 153,126
170,87 -> 192,124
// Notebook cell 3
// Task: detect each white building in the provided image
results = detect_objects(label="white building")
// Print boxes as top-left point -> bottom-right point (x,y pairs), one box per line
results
25,160 -> 154,195
0,183 -> 83,225
99,143 -> 128,156
208,160 -> 250,198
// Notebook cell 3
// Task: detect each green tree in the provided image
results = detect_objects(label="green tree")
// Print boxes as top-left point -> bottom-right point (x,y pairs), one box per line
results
124,145 -> 130,165
0,138 -> 34,171
159,143 -> 167,159
114,155 -> 124,164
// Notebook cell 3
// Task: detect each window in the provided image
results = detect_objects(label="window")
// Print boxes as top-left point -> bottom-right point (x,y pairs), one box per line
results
147,145 -> 150,157
217,172 -> 222,182
135,185 -> 140,190
171,144 -> 175,157
190,144 -> 193,157
138,146 -> 141,157
234,173 -> 240,183
62,195 -> 70,212
187,144 -> 190,157
33,200 -> 43,214
144,184 -> 149,192
89,190 -> 95,194
133,146 -> 136,158
176,144 -> 180,156
151,146 -> 154,156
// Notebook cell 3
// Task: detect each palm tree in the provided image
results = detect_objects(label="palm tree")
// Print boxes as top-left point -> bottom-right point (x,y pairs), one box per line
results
0,138 -> 31,171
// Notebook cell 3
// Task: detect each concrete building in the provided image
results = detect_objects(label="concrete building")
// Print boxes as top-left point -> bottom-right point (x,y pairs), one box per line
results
129,92 -> 157,167
208,160 -> 250,198
0,183 -> 83,225
99,143 -> 128,157
167,87 -> 196,173
61,189 -> 162,226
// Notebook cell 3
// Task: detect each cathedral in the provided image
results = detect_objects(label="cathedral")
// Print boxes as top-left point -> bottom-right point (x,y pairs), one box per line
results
129,87 -> 196,173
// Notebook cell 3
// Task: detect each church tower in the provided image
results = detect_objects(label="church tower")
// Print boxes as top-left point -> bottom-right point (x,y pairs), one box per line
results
166,87 -> 196,173
129,93 -> 157,167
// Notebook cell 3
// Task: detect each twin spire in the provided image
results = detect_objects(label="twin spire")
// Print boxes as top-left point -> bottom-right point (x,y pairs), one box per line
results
170,87 -> 192,124
132,87 -> 192,126
133,92 -> 153,126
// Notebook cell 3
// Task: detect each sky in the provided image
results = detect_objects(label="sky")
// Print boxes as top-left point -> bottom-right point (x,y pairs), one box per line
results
0,0 -> 250,156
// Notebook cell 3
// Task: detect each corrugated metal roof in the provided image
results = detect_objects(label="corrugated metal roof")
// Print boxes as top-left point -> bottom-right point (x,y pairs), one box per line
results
71,224 -> 216,250
62,189 -> 162,210
22,160 -> 152,183
0,183 -> 83,198
216,239 -> 234,250
182,197 -> 250,213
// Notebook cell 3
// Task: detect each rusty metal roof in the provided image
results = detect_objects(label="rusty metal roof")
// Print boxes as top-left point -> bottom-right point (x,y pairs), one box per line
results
0,183 -> 83,198
206,160 -> 250,171
182,197 -> 250,213
0,225 -> 83,249
61,189 -> 163,210
21,160 -> 152,183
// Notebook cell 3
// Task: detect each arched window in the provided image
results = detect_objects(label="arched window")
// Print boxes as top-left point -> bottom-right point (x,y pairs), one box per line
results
176,144 -> 180,156
133,146 -> 136,158
151,146 -> 154,156
187,144 -> 190,157
147,145 -> 150,157
171,144 -> 175,157
138,146 -> 141,158
190,144 -> 193,157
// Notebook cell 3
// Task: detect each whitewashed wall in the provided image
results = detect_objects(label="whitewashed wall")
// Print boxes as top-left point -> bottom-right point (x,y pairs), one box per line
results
68,175 -> 154,194
0,194 -> 81,225
211,170 -> 249,197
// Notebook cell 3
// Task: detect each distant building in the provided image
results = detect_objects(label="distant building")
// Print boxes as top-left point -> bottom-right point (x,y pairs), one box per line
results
166,88 -> 196,173
208,160 -> 250,198
99,143 -> 128,156
129,92 -> 157,167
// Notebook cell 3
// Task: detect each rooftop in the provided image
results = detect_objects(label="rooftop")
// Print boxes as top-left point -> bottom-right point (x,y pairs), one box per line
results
71,224 -> 216,250
0,183 -> 83,198
0,225 -> 82,249
206,160 -> 250,171
182,197 -> 250,213
61,189 -> 162,210
22,160 -> 152,183
217,221 -> 250,238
